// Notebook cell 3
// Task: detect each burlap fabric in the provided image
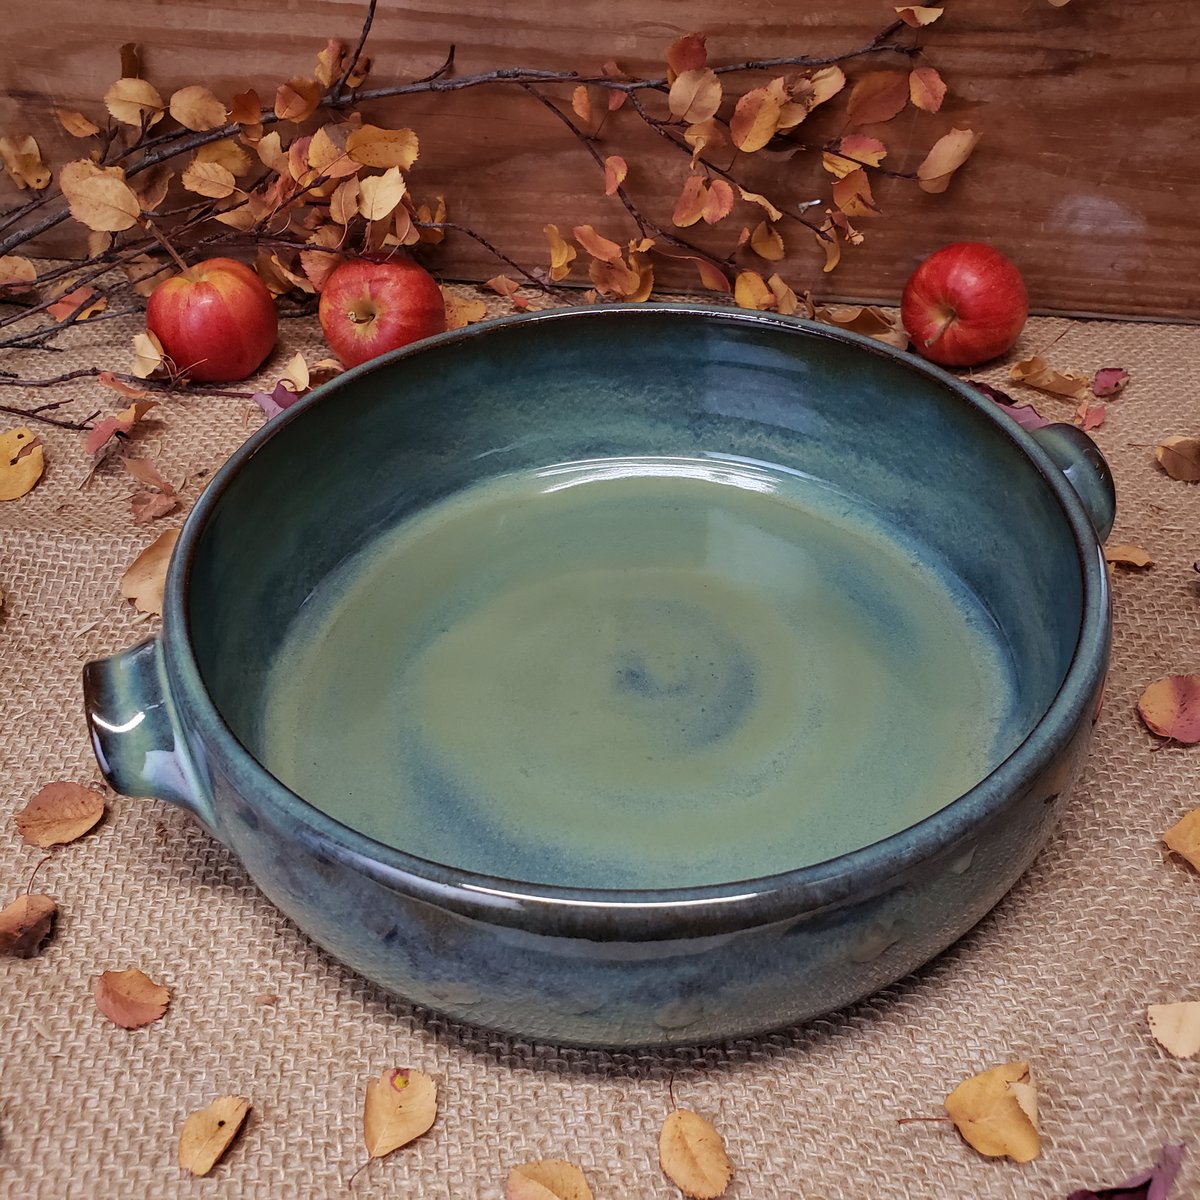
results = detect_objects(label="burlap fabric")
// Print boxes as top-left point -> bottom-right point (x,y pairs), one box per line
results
2,295 -> 1197,1199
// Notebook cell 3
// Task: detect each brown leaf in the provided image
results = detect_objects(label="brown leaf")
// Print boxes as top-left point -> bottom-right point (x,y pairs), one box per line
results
0,135 -> 51,190
255,130 -> 289,175
363,1068 -> 438,1159
15,782 -> 105,846
346,125 -> 420,170
917,127 -> 981,193
196,138 -> 251,178
896,5 -> 945,25
131,490 -> 181,524
56,109 -> 100,138
1162,808 -> 1200,872
0,427 -> 45,501
95,967 -> 170,1028
1103,543 -> 1153,569
1009,355 -> 1090,401
846,70 -> 910,125
84,399 -> 158,456
737,186 -> 783,221
120,528 -> 179,615
909,67 -> 947,113
832,168 -> 878,218
684,118 -> 726,166
59,160 -> 141,232
274,77 -> 321,123
749,221 -> 785,261
104,78 -> 165,128
944,1062 -> 1041,1162
131,329 -> 167,378
1137,675 -> 1200,744
47,286 -> 106,322
122,455 -> 174,493
1148,1002 -> 1200,1059
179,1096 -> 251,1176
573,224 -> 622,263
730,82 -> 786,153
1074,400 -> 1106,431
507,1159 -> 595,1200
814,303 -> 908,349
0,893 -> 56,958
659,1109 -> 733,1199
666,33 -> 707,83
603,154 -> 627,196
357,167 -> 406,221
545,223 -> 577,281
1154,436 -> 1200,482
229,88 -> 262,127
668,68 -> 723,124
132,163 -> 175,212
168,85 -> 227,132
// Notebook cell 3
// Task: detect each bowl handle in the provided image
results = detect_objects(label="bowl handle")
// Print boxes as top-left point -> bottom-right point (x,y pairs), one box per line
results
1029,423 -> 1116,541
82,637 -> 217,832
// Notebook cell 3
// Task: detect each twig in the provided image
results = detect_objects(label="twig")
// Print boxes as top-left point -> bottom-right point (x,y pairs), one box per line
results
418,221 -> 564,295
0,402 -> 97,431
330,0 -> 378,103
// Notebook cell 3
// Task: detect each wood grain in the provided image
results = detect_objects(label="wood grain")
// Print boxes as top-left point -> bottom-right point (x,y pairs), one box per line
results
1,0 -> 1197,318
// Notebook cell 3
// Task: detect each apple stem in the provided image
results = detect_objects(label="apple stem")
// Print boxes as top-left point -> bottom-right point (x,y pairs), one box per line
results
923,308 -> 956,349
142,216 -> 191,274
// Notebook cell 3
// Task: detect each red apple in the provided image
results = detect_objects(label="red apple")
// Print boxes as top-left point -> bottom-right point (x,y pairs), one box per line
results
901,242 -> 1028,367
318,258 -> 447,368
146,257 -> 278,382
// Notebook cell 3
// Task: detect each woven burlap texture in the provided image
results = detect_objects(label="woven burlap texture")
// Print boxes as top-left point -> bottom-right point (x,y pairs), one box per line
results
1,296 -> 1197,1200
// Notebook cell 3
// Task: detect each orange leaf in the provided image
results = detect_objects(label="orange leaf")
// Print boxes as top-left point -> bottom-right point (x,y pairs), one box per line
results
169,84 -> 227,132
346,125 -> 420,170
1137,675 -> 1200,743
229,88 -> 262,126
308,124 -> 358,178
15,782 -> 105,847
363,1068 -> 438,1159
0,893 -> 56,958
729,83 -> 784,153
845,70 -> 910,125
815,221 -> 841,273
734,270 -> 773,311
48,286 -> 106,322
702,178 -> 734,224
573,224 -> 622,263
603,154 -> 627,196
120,528 -> 179,615
55,109 -> 100,138
179,1096 -> 251,1176
944,1062 -> 1040,1163
896,5 -> 945,25
507,1159 -> 595,1200
1103,543 -> 1153,569
1162,808 -> 1200,872
84,398 -> 158,456
767,273 -> 799,315
104,78 -> 165,128
672,176 -> 707,228
0,426 -> 44,501
571,86 -> 592,124
684,118 -> 726,165
666,33 -> 707,83
1009,354 -> 1089,401
655,246 -> 731,293
274,77 -> 321,123
545,223 -> 577,281
909,67 -> 947,113
487,274 -> 521,297
917,127 -> 981,193
1155,436 -> 1200,482
807,65 -> 846,110
659,1109 -> 733,1199
750,221 -> 785,261
442,291 -> 487,330
668,68 -> 722,124
94,967 -> 170,1028
832,168 -> 878,218
823,134 -> 888,179
314,38 -> 347,88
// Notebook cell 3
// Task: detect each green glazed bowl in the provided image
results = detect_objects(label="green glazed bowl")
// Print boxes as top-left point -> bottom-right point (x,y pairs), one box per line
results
83,304 -> 1113,1047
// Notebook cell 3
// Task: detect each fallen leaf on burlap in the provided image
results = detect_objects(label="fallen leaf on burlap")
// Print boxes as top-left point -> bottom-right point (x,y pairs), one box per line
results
95,967 -> 170,1027
1074,401 -> 1106,431
1066,1143 -> 1185,1200
1154,436 -> 1200,482
84,400 -> 159,456
1137,675 -> 1200,744
15,782 -> 106,846
0,893 -> 57,958
120,528 -> 180,615
178,1095 -> 251,1176
0,427 -> 44,501
659,1108 -> 733,1199
1161,808 -> 1200,871
0,253 -> 37,292
967,380 -> 1054,431
124,457 -> 179,524
1147,1002 -> 1200,1059
1092,366 -> 1129,397
47,286 -> 106,322
362,1068 -> 438,1160
944,1062 -> 1040,1163
98,371 -> 151,401
252,380 -> 303,421
131,330 -> 168,378
813,303 -> 907,350
442,291 -> 487,330
1009,355 -> 1090,401
506,1159 -> 595,1200
254,993 -> 279,1006
1103,544 -> 1153,569
917,127 -> 980,194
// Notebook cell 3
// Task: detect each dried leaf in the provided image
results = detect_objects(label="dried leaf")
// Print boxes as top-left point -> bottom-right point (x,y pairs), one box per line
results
736,186 -> 783,221
573,224 -> 623,263
570,85 -> 593,125
131,329 -> 167,378
252,379 -> 302,421
832,168 -> 878,218
730,83 -> 785,153
0,427 -> 45,501
104,77 -> 165,128
1009,355 -> 1090,401
357,166 -> 406,221
94,967 -> 170,1028
944,1062 -> 1040,1162
47,286 -> 106,322
507,1159 -> 594,1200
274,77 -> 321,123
347,125 -> 419,170
846,70 -> 910,125
1137,675 -> 1200,744
545,223 -> 577,281
328,177 -> 361,226
132,163 -> 175,212
119,43 -> 142,79
229,88 -> 262,127
666,33 -> 707,82
178,158 -> 235,200
659,1109 -> 732,1199
896,5 -> 945,25
1154,436 -> 1200,482
767,274 -> 799,315
179,1096 -> 251,1176
589,248 -> 653,303
120,528 -> 179,615
56,109 -> 100,138
814,303 -> 908,350
1147,1002 -> 1200,1059
442,291 -> 488,330
59,160 -> 141,232
1066,1144 -> 1185,1200
83,399 -> 158,456
910,66 -> 947,113
130,491 -> 180,524
14,781 -> 105,847
123,454 -> 174,493
363,1068 -> 438,1159
1103,543 -> 1153,569
603,155 -> 627,196
750,221 -> 785,261
684,118 -> 726,166
1092,366 -> 1129,396
0,893 -> 56,958
307,124 -> 357,178
917,127 -> 981,193
1075,401 -> 1106,431
822,134 -> 888,179
0,254 -> 37,292
0,135 -> 51,190
807,65 -> 846,109
168,85 -> 227,132
734,270 -> 773,311
314,38 -> 347,88
196,138 -> 251,177
1162,808 -> 1200,871
668,68 -> 722,124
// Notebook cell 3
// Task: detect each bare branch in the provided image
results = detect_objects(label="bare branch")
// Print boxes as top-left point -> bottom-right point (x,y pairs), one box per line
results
330,0 -> 378,103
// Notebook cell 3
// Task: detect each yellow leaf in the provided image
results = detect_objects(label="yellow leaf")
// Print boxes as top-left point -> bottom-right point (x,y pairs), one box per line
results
213,204 -> 258,231
659,1109 -> 733,1199
0,255 -> 37,290
822,134 -> 889,178
120,528 -> 179,615
845,70 -> 910,126
910,66 -> 947,113
1009,354 -> 1089,401
442,290 -> 488,330
280,351 -> 309,393
1103,543 -> 1153,568
571,85 -> 592,124
308,124 -> 358,177
603,154 -> 627,196
896,5 -> 945,25
104,77 -> 165,128
415,195 -> 446,244
179,1096 -> 251,1177
329,177 -> 361,225
0,428 -> 44,501
545,223 -> 577,281
814,303 -> 908,349
668,68 -> 722,124
815,222 -> 841,273
734,270 -> 773,311
55,109 -> 100,138
0,135 -> 51,190
131,329 -> 167,378
94,966 -> 170,1028
944,1062 -> 1041,1163
346,125 -> 420,170
60,160 -> 141,232
1155,435 -> 1200,482
181,158 -> 236,199
357,166 -> 406,221
507,1159 -> 594,1200
807,65 -> 846,109
314,38 -> 346,88
917,127 -> 981,193
750,221 -> 785,261
195,138 -> 251,177
767,273 -> 799,315
672,176 -> 706,228
1148,1002 -> 1200,1059
1162,808 -> 1200,871
274,77 -> 321,123
573,224 -> 622,263
832,168 -> 878,218
362,1068 -> 438,1159
730,83 -> 785,153
169,84 -> 227,132
14,781 -> 104,847
737,186 -> 783,222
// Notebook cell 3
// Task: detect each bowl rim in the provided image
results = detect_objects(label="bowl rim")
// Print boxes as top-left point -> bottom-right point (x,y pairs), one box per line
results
163,302 -> 1110,938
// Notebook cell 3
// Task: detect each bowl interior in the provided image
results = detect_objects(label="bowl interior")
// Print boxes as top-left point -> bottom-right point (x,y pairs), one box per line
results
185,308 -> 1083,889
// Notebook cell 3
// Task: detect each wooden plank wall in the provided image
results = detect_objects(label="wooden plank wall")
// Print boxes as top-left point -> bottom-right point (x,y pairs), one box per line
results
1,0 -> 1197,319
